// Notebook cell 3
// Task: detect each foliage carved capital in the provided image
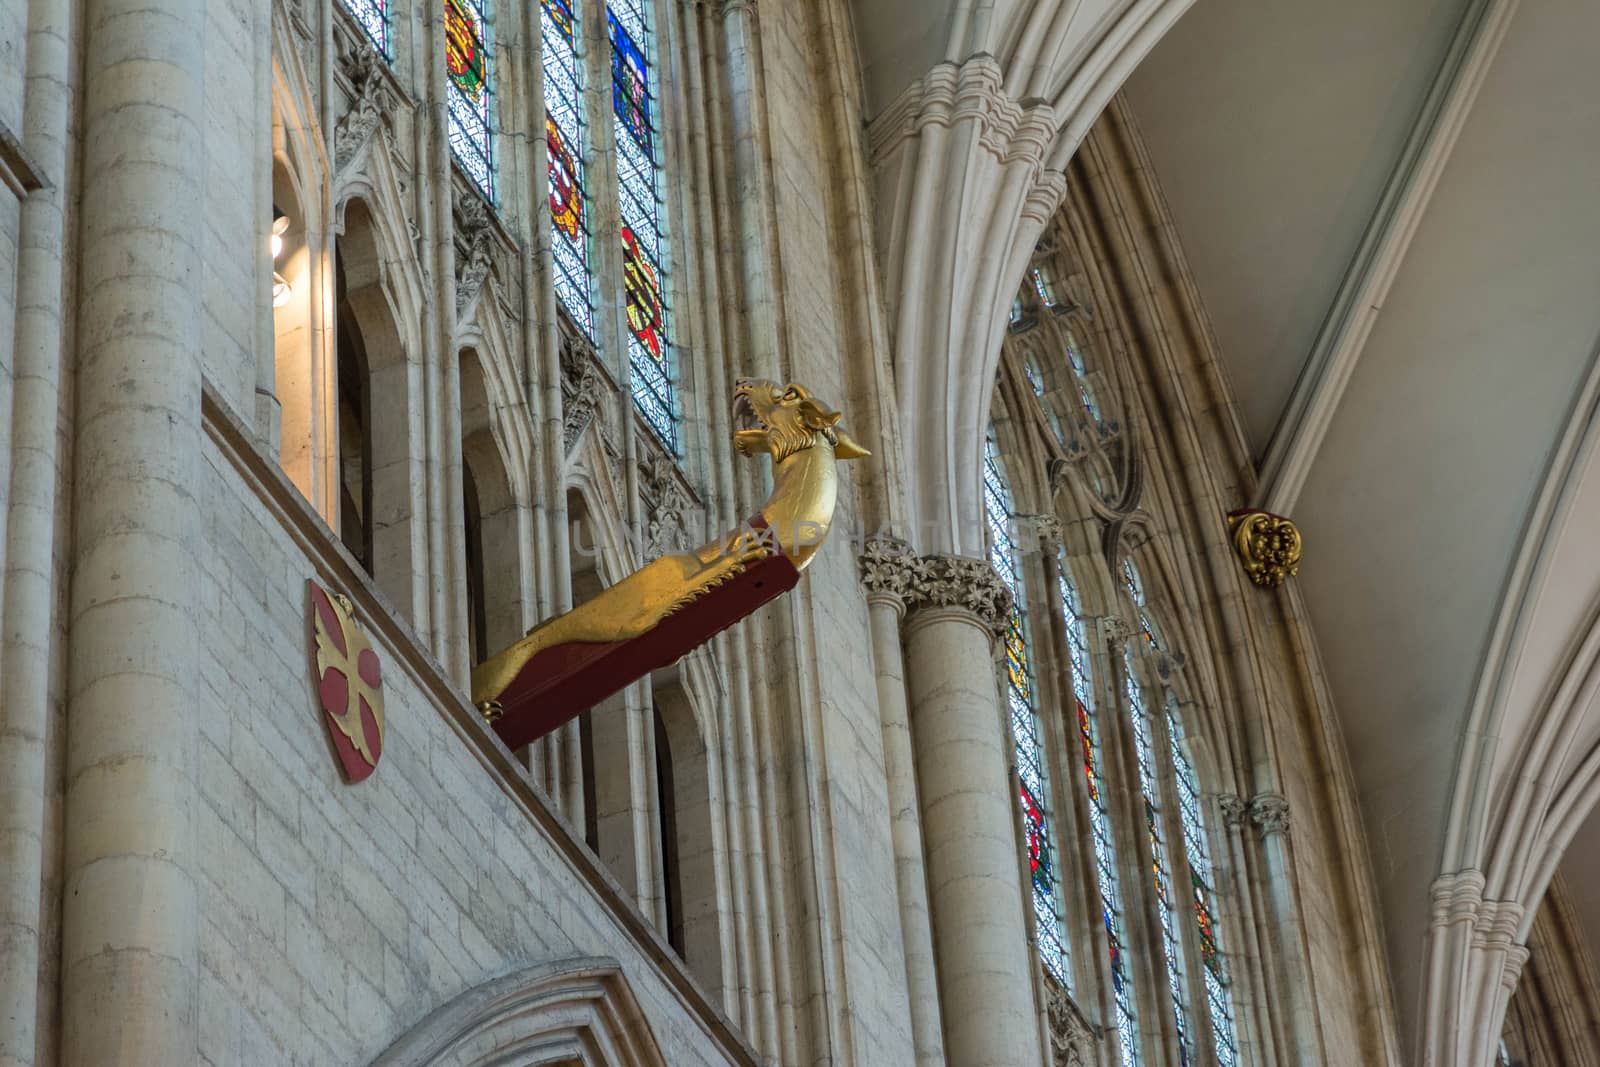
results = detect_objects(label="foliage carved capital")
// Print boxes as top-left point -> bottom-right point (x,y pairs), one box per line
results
858,537 -> 917,608
903,554 -> 1013,639
1248,793 -> 1292,836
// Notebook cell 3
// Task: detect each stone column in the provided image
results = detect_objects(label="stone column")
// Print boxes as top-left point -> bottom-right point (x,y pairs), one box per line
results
860,538 -> 947,1067
903,554 -> 1044,1067
0,0 -> 66,1062
62,0 -> 204,1059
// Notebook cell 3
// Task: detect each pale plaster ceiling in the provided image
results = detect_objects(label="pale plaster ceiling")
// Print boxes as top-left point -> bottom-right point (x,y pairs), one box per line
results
1122,0 -> 1600,1052
1123,0 -> 1473,455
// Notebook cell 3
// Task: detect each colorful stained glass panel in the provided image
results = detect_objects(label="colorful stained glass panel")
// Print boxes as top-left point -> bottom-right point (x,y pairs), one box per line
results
608,0 -> 675,450
541,0 -> 593,336
446,0 -> 492,198
984,438 -> 1069,987
1061,571 -> 1139,1066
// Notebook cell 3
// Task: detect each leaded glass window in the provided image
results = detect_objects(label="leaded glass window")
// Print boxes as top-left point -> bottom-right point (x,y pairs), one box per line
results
1169,701 -> 1240,1067
1060,569 -> 1139,1066
1125,560 -> 1239,1067
346,0 -> 389,54
983,436 -> 1070,987
1125,643 -> 1194,1066
446,0 -> 494,199
541,0 -> 594,336
608,0 -> 675,449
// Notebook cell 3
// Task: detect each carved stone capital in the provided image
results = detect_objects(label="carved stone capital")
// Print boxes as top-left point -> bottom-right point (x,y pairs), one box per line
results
1020,512 -> 1064,553
903,554 -> 1013,638
1219,794 -> 1248,828
1046,981 -> 1096,1067
858,537 -> 917,608
1228,509 -> 1302,588
1248,793 -> 1291,836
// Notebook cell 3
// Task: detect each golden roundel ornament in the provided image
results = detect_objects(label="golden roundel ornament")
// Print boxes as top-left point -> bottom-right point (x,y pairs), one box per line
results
308,579 -> 386,782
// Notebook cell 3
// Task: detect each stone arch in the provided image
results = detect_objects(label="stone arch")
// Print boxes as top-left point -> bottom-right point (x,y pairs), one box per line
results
370,958 -> 667,1067
459,345 -> 529,665
271,33 -> 337,518
337,197 -> 428,622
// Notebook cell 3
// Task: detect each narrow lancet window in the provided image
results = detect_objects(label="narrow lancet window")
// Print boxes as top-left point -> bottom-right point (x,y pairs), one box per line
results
1060,569 -> 1139,1065
446,0 -> 494,199
542,0 -> 595,336
608,0 -> 674,449
983,436 -> 1070,987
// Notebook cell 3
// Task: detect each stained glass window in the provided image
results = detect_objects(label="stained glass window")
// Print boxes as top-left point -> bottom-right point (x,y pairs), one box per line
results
1169,702 -> 1239,1067
1033,266 -> 1058,307
1125,644 -> 1194,1066
446,0 -> 493,199
541,0 -> 594,336
1059,570 -> 1139,1066
1124,560 -> 1238,1067
983,436 -> 1070,987
608,0 -> 675,450
346,0 -> 389,54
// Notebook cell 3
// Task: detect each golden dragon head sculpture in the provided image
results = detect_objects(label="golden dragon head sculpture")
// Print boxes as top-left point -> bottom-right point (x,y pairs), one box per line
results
732,379 -> 871,463
471,377 -> 870,737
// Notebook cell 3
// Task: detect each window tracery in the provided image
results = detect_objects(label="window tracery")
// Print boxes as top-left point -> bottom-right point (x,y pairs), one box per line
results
983,434 -> 1070,987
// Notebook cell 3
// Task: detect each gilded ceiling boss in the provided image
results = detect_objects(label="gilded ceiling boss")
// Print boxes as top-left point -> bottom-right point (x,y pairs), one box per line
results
471,379 -> 868,746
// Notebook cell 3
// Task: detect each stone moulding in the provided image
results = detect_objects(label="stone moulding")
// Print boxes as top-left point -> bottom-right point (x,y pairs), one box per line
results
866,56 -> 1059,172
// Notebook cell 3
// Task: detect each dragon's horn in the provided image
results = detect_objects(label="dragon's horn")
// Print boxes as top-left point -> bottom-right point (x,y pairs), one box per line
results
833,429 -> 871,460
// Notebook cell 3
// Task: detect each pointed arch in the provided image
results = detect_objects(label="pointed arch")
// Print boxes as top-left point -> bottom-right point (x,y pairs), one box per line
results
370,958 -> 668,1066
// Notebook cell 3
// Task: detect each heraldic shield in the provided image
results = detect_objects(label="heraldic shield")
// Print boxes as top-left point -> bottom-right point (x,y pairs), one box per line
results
308,580 -> 386,782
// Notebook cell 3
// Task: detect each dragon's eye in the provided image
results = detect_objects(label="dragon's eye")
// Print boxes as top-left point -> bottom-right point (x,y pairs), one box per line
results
782,387 -> 800,401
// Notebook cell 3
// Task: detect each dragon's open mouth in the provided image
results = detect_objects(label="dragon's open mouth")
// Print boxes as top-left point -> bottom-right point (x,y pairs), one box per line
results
732,386 -> 766,432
